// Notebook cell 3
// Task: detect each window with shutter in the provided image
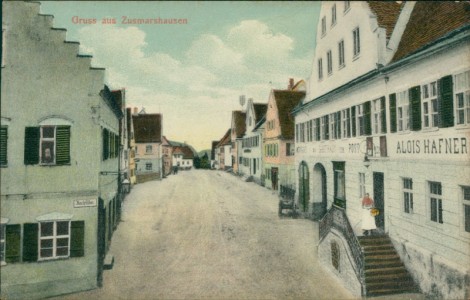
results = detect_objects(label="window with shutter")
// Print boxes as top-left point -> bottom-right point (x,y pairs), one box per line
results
4,224 -> 21,263
0,126 -> 7,166
422,82 -> 439,128
56,126 -> 70,165
363,101 -> 371,135
438,75 -> 454,128
351,106 -> 356,137
409,86 -> 422,131
380,97 -> 387,133
389,94 -> 397,133
24,127 -> 40,165
70,221 -> 85,257
23,223 -> 38,262
429,181 -> 443,224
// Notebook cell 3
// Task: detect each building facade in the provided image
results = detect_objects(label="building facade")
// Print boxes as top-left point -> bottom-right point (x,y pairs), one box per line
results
239,100 -> 267,184
293,1 -> 470,298
230,111 -> 246,175
133,113 -> 162,183
1,2 -> 121,298
216,129 -> 232,171
161,136 -> 173,176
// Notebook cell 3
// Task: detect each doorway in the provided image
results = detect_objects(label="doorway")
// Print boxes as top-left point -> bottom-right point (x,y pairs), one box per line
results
373,172 -> 385,231
313,163 -> 327,220
271,167 -> 278,190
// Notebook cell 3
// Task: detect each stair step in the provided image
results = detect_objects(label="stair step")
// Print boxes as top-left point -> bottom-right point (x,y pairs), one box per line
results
367,285 -> 419,297
365,266 -> 408,276
365,254 -> 401,263
367,278 -> 416,289
365,260 -> 404,270
363,248 -> 396,255
359,239 -> 393,246
366,272 -> 412,284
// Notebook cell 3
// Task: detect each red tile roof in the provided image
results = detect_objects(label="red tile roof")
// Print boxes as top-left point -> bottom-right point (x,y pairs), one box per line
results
173,146 -> 194,159
217,129 -> 231,147
273,90 -> 305,139
132,114 -> 162,143
368,1 -> 403,40
392,2 -> 470,62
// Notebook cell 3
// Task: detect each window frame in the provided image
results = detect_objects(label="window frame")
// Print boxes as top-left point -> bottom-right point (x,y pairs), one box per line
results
321,16 -> 327,36
353,27 -> 360,58
318,58 -> 324,80
461,185 -> 470,234
344,1 -> 350,13
327,50 -> 333,75
372,98 -> 382,135
146,145 -> 153,154
38,220 -> 71,261
331,4 -> 337,27
145,162 -> 152,170
40,126 -> 56,165
454,70 -> 470,126
358,172 -> 365,199
422,81 -> 439,129
403,178 -> 413,214
429,181 -> 443,224
0,222 -> 5,265
341,108 -> 351,138
0,125 -> 7,167
356,104 -> 365,136
338,40 -> 345,68
397,90 -> 410,132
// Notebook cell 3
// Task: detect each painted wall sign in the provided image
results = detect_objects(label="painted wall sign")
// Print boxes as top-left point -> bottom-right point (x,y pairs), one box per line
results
396,137 -> 468,155
73,198 -> 97,208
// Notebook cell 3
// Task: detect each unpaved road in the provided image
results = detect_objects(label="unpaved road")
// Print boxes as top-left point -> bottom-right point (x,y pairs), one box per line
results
55,170 -> 355,299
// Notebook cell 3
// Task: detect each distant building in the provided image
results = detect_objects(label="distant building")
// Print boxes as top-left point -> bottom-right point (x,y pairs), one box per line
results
172,146 -> 195,170
161,136 -> 173,176
133,113 -> 162,183
126,107 -> 137,185
216,129 -> 232,171
1,2 -> 122,298
230,111 -> 246,174
239,99 -> 267,184
211,140 -> 218,169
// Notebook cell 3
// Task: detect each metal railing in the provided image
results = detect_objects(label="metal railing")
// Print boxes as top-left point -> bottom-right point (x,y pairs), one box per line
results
319,205 -> 366,296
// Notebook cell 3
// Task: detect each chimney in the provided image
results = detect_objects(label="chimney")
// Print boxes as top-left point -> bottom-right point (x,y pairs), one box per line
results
288,78 -> 294,90
133,107 -> 138,115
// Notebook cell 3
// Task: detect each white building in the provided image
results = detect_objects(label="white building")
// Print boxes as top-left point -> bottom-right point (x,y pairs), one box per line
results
239,100 -> 267,184
293,1 -> 469,298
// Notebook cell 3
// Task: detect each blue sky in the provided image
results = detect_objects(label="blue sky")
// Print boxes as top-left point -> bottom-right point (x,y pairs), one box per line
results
40,1 -> 320,151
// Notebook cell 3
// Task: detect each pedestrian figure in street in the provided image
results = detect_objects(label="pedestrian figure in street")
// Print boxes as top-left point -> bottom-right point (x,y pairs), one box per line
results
361,193 -> 376,236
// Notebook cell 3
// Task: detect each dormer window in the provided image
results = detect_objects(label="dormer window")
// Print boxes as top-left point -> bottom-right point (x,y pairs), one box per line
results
331,4 -> 337,27
321,17 -> 326,36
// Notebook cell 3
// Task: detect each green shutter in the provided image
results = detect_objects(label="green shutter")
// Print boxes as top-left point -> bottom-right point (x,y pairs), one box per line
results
336,112 -> 341,138
115,134 -> 120,158
24,127 -> 40,165
325,115 -> 329,140
103,129 -> 109,160
0,126 -> 7,166
380,96 -> 387,133
409,86 -> 422,131
70,221 -> 85,257
389,93 -> 397,133
56,126 -> 71,165
438,75 -> 454,128
351,106 -> 356,137
5,224 -> 21,263
364,101 -> 371,135
23,223 -> 38,262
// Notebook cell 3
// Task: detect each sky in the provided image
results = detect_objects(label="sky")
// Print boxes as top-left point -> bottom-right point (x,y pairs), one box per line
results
40,1 -> 321,152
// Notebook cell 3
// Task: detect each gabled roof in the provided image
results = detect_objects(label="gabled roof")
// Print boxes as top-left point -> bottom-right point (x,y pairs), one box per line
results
253,116 -> 266,132
232,111 -> 246,138
392,2 -> 470,62
161,136 -> 171,146
132,114 -> 162,143
273,90 -> 305,139
217,129 -> 231,147
100,85 -> 123,119
173,146 -> 194,159
253,103 -> 268,124
111,89 -> 124,109
367,1 -> 403,40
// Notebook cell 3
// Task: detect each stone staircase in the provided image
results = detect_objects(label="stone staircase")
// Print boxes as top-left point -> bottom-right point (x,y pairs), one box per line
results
358,235 -> 420,297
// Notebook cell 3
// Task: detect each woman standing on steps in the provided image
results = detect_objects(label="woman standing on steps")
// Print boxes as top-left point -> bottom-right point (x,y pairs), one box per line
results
361,193 -> 377,236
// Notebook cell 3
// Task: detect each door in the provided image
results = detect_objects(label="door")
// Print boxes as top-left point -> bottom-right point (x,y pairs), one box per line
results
298,162 -> 310,212
271,167 -> 278,190
253,158 -> 256,175
97,198 -> 106,287
373,172 -> 385,231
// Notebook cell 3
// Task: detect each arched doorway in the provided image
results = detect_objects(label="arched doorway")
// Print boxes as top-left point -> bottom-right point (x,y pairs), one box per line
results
298,161 -> 310,213
312,163 -> 327,220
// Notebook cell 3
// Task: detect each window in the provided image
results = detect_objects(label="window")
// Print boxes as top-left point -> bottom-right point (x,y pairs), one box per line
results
321,115 -> 329,140
353,27 -> 360,57
454,70 -> 470,125
146,163 -> 152,170
429,181 -> 443,224
327,50 -> 333,75
403,178 -> 413,214
39,221 -> 70,259
462,186 -> 470,232
318,58 -> 323,80
338,40 -> 345,68
314,118 -> 321,141
308,120 -> 313,142
334,162 -> 346,208
0,126 -> 7,166
25,126 -> 70,165
342,109 -> 351,138
2,27 -> 6,67
330,112 -> 340,139
321,17 -> 326,36
344,1 -> 350,12
397,90 -> 410,131
422,81 -> 439,128
331,4 -> 337,26
146,145 -> 152,154
372,98 -> 385,134
356,104 -> 365,136
358,173 -> 365,198
286,143 -> 294,156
